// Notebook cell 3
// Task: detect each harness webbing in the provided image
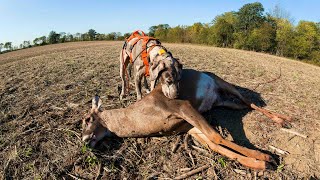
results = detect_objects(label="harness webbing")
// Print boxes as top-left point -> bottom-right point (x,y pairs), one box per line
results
125,30 -> 159,76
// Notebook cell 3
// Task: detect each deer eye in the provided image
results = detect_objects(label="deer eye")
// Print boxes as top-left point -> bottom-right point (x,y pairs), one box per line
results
84,117 -> 91,125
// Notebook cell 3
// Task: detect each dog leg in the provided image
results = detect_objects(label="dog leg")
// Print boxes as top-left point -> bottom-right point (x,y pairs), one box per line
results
135,69 -> 144,100
143,76 -> 150,93
188,127 -> 269,170
120,51 -> 130,100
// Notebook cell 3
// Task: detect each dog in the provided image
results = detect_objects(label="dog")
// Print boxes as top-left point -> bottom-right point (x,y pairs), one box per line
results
119,30 -> 182,100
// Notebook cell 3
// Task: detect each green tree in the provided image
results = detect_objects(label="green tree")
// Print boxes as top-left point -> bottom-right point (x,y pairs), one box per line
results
149,26 -> 158,37
184,22 -> 205,43
65,33 -> 73,42
154,24 -> 170,41
59,32 -> 67,43
105,32 -> 117,40
39,36 -> 47,45
211,12 -> 237,47
0,43 -> 3,53
275,19 -> 295,56
81,33 -> 89,41
48,31 -> 60,44
236,2 -> 265,32
33,38 -> 39,46
88,29 -> 97,40
234,2 -> 265,49
292,21 -> 318,59
95,33 -> 105,40
75,33 -> 81,41
247,22 -> 276,52
23,41 -> 31,48
4,42 -> 12,51
167,26 -> 185,43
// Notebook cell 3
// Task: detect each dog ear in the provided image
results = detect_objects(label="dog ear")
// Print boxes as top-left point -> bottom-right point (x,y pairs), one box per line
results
175,58 -> 183,69
150,61 -> 166,81
92,96 -> 102,111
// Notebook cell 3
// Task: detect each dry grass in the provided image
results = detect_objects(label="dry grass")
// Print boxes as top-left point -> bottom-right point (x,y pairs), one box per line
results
0,41 -> 319,179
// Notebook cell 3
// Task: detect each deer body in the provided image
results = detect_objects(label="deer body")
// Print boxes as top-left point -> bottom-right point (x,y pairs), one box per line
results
83,69 -> 292,170
97,92 -> 189,138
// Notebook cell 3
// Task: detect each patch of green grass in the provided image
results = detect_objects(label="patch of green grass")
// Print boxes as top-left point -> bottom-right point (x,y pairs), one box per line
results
24,147 -> 33,158
105,161 -> 118,173
85,155 -> 98,166
218,157 -> 227,168
80,143 -> 91,154
277,164 -> 285,172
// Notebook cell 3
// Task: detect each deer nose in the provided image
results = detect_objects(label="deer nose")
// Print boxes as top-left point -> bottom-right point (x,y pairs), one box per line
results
82,133 -> 95,142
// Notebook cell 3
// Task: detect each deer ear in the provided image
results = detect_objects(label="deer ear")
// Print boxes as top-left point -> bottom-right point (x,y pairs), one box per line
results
92,96 -> 102,110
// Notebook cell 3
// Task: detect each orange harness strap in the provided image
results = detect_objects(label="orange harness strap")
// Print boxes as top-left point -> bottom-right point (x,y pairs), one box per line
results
125,30 -> 158,76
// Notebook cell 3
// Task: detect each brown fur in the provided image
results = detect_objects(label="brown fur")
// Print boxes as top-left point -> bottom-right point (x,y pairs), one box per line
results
82,69 -> 292,169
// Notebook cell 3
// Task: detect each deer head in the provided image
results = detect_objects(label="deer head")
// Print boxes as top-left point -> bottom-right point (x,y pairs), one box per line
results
82,96 -> 110,147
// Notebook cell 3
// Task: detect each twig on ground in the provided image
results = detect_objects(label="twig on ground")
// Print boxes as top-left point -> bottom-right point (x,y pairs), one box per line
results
188,151 -> 195,167
50,105 -> 65,111
280,128 -> 308,138
94,163 -> 102,180
184,134 -> 190,150
67,173 -> 87,180
147,172 -> 161,179
174,165 -> 210,180
172,137 -> 181,153
191,145 -> 208,154
179,168 -> 192,172
54,128 -> 82,141
252,66 -> 282,90
234,169 -> 246,175
269,145 -> 290,155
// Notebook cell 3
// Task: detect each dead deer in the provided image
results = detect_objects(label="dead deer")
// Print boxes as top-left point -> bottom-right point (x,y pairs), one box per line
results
82,69 -> 291,170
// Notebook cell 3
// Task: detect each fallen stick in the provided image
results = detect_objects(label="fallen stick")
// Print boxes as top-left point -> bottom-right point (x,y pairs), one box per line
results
95,163 -> 102,180
269,145 -> 289,155
234,169 -> 246,175
174,165 -> 210,180
280,128 -> 308,138
172,137 -> 181,153
67,173 -> 86,180
179,168 -> 192,172
184,134 -> 190,150
191,145 -> 208,154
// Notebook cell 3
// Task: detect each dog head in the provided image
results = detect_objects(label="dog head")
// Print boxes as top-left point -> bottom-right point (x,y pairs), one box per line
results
150,53 -> 183,99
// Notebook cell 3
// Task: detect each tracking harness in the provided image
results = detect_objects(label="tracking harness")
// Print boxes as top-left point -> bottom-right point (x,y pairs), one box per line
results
121,30 -> 166,77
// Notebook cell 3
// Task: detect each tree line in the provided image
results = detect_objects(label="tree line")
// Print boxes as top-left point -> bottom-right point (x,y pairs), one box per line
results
150,3 -> 320,64
1,2 -> 319,65
0,29 -> 128,54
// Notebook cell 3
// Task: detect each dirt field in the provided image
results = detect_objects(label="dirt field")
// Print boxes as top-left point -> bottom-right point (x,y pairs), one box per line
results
0,41 -> 319,179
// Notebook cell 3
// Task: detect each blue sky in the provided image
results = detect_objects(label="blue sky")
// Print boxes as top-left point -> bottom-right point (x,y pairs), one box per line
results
1,0 -> 319,46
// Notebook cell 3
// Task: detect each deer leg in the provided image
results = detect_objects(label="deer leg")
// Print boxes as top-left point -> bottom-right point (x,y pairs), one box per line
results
215,76 -> 292,127
177,102 -> 272,162
215,100 -> 248,110
188,127 -> 270,170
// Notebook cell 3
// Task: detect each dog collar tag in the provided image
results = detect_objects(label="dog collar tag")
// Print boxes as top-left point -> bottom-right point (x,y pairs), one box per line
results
158,49 -> 166,55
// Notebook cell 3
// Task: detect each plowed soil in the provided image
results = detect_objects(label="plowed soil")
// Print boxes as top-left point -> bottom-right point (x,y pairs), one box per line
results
0,41 -> 319,179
